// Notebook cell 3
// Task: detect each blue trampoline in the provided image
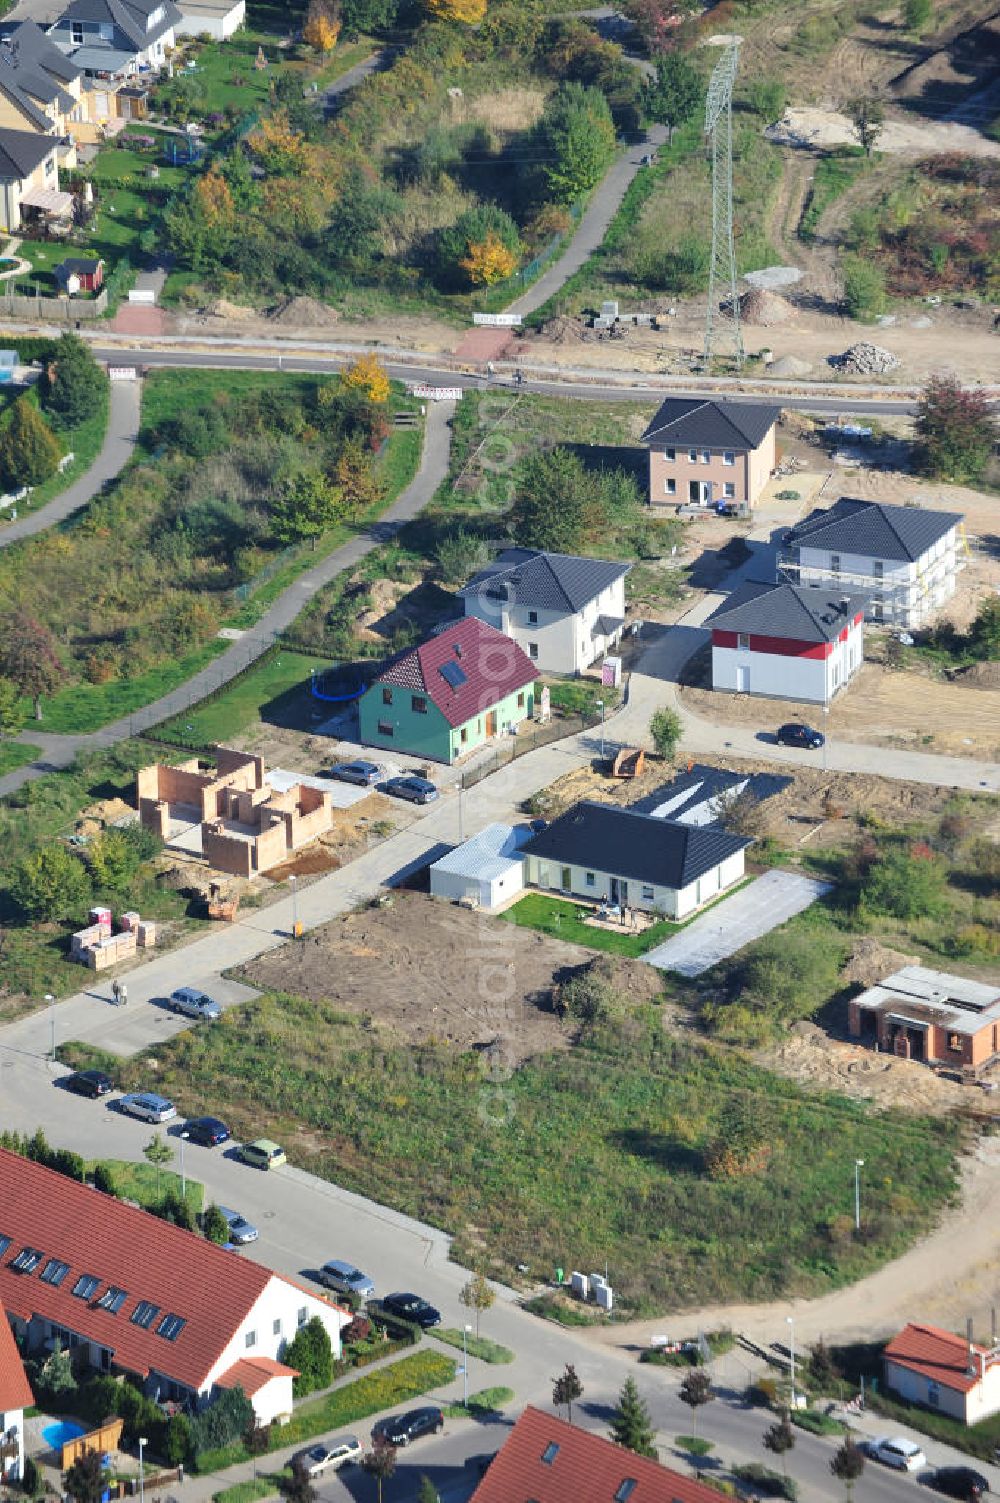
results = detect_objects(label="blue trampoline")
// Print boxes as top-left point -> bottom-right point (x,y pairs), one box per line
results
310,668 -> 364,704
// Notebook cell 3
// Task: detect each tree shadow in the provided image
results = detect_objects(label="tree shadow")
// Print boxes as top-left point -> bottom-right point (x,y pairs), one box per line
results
610,1128 -> 703,1175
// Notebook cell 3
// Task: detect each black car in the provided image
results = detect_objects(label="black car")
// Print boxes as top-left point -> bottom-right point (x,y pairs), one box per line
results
776,721 -> 825,750
183,1116 -> 230,1147
382,776 -> 439,806
380,1292 -> 441,1329
64,1069 -> 114,1099
929,1469 -> 990,1502
371,1407 -> 444,1447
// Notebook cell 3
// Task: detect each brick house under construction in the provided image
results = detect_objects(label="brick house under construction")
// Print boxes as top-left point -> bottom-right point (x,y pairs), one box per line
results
848,965 -> 1000,1075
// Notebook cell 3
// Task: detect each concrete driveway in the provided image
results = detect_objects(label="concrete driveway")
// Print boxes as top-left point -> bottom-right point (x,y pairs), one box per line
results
645,869 -> 833,976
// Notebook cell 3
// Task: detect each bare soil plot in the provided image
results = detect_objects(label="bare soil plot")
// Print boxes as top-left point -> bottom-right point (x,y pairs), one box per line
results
757,1022 -> 980,1115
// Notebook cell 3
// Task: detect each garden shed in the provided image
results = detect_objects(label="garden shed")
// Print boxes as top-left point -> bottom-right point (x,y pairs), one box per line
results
430,822 -> 530,910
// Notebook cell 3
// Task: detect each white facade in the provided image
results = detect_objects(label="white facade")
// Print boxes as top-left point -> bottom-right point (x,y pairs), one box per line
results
232,1370 -> 295,1427
884,1357 -> 1000,1426
524,849 -> 745,920
174,0 -> 245,38
430,823 -> 528,910
465,575 -> 626,676
0,1403 -> 24,1484
711,617 -> 864,705
793,526 -> 959,627
202,1276 -> 348,1399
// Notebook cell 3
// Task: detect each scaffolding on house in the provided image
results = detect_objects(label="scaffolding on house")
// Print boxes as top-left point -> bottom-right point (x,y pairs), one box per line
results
776,548 -> 967,625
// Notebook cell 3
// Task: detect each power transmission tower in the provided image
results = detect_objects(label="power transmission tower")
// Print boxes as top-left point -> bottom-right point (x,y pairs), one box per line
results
703,38 -> 744,369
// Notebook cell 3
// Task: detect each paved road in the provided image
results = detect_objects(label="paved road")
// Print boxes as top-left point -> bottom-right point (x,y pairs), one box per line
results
0,377 -> 140,549
0,399 -> 454,798
320,50 -> 384,113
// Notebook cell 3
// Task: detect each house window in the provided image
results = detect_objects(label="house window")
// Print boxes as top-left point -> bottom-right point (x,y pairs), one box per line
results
273,1318 -> 282,1336
723,483 -> 735,499
688,448 -> 697,462
377,720 -> 393,737
737,632 -> 750,650
585,872 -> 595,887
245,1330 -> 257,1349
381,686 -> 392,705
517,691 -> 525,708
664,447 -> 675,461
722,451 -> 735,466
298,1307 -> 308,1327
44,157 -> 55,177
641,885 -> 654,901
874,560 -> 884,580
831,554 -> 841,576
528,610 -> 538,624
948,1033 -> 963,1053
460,727 -> 468,743
528,643 -> 538,660
411,695 -> 427,714
701,450 -> 711,464
71,21 -> 83,43
665,478 -> 676,496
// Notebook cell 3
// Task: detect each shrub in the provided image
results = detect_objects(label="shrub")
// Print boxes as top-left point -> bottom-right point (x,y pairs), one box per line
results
0,397 -> 62,488
860,846 -> 948,920
649,706 -> 682,759
435,528 -> 491,585
842,255 -> 886,317
284,1316 -> 334,1397
732,1464 -> 798,1500
189,1385 -> 254,1461
438,204 -> 521,291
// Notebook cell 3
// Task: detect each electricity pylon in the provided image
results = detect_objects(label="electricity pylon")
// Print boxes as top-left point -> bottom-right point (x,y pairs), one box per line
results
703,38 -> 744,369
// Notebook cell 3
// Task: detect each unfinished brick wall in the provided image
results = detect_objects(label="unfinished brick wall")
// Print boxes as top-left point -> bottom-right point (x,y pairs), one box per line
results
202,822 -> 254,878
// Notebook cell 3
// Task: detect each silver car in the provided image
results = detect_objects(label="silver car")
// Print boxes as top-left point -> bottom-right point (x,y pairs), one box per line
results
218,1206 -> 259,1244
119,1092 -> 176,1124
320,1259 -> 375,1300
294,1438 -> 362,1476
170,987 -> 222,1021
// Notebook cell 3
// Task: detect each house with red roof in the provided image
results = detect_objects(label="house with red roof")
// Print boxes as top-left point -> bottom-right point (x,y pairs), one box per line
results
884,1322 -> 1000,1425
358,617 -> 539,764
471,1405 -> 729,1503
0,1298 -> 33,1485
0,1149 -> 351,1425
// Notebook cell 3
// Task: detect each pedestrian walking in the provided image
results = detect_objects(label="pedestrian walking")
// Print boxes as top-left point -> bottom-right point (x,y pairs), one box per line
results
111,979 -> 120,1006
119,983 -> 128,1006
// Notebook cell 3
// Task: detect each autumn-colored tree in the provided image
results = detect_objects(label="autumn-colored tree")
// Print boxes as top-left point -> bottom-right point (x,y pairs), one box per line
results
248,110 -> 312,176
304,0 -> 342,50
459,231 -> 517,286
0,608 -> 64,720
916,373 -> 997,484
195,168 -> 235,226
333,438 -> 385,514
340,353 -> 390,405
425,0 -> 486,20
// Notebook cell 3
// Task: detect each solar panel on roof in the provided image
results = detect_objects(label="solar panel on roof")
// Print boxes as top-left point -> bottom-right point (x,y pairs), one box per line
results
439,660 -> 467,689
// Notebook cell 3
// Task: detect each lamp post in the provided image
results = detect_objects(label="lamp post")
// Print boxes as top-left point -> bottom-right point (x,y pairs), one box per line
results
138,1436 -> 147,1503
180,1131 -> 189,1201
855,1158 -> 865,1232
45,994 -> 55,1061
463,1323 -> 471,1408
595,699 -> 605,760
289,874 -> 298,938
786,1316 -> 796,1407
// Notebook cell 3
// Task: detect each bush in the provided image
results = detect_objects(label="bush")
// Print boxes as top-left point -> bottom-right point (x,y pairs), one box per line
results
860,847 -> 948,920
284,1316 -> 334,1397
0,397 -> 62,488
732,1464 -> 798,1500
649,706 -> 682,759
189,1385 -> 254,1462
842,255 -> 886,317
437,204 -> 521,291
435,529 -> 491,585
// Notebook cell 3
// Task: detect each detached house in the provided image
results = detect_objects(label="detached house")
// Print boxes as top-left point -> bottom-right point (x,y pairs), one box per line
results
884,1323 -> 1000,1426
0,22 -> 86,157
848,965 -> 1000,1072
359,617 -> 539,764
641,397 -> 780,511
778,498 -> 964,627
0,124 -> 65,229
48,0 -> 180,124
0,1300 -> 32,1485
0,1148 -> 351,1424
706,580 -> 866,705
459,548 -> 631,676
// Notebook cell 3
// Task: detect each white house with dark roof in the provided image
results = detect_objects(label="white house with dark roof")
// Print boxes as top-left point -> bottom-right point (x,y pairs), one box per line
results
459,548 -> 630,675
778,498 -> 964,627
0,21 -> 86,152
641,398 -> 780,511
706,580 -> 866,705
47,0 -> 179,123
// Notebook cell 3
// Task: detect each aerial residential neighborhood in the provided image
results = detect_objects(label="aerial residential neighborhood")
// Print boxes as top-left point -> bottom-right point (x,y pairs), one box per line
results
0,0 -> 995,1501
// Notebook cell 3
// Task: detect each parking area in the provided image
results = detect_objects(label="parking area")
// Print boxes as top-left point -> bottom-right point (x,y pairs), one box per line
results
644,870 -> 833,977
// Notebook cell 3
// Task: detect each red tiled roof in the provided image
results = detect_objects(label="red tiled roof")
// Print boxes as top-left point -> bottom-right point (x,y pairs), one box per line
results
884,1323 -> 992,1395
217,1357 -> 297,1396
471,1406 -> 730,1503
379,618 -> 539,729
0,1148 -> 274,1392
0,1299 -> 33,1410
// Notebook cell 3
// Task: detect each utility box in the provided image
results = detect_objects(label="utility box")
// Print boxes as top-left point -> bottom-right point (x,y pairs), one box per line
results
595,1283 -> 614,1311
570,1271 -> 589,1301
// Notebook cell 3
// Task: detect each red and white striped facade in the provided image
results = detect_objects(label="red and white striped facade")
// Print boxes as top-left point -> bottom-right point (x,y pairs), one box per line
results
711,610 -> 864,705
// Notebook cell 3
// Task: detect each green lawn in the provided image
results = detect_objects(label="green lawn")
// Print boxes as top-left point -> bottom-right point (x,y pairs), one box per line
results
501,884 -> 752,959
86,1157 -> 204,1214
152,649 -> 323,748
29,639 -> 226,734
0,741 -> 39,775
435,1328 -> 514,1364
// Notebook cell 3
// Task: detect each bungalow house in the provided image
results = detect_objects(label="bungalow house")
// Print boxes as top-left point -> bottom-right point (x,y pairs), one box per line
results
0,1300 -> 32,1485
777,497 -> 964,627
0,22 -> 86,158
848,965 -> 1000,1072
47,0 -> 181,124
0,1148 -> 351,1424
174,0 -> 245,38
472,1405 -> 733,1503
705,580 -> 866,705
55,254 -> 103,292
358,617 -> 539,765
459,548 -> 631,677
884,1323 -> 1000,1426
0,125 -> 67,230
522,800 -> 749,918
641,397 -> 780,511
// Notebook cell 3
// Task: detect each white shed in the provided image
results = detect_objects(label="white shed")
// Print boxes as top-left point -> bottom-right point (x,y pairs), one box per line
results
430,822 -> 530,910
175,0 -> 247,38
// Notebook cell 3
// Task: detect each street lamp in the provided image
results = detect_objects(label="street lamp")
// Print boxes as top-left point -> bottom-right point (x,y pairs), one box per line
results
463,1323 -> 472,1408
45,994 -> 55,1061
180,1132 -> 190,1201
595,699 -> 605,760
855,1158 -> 865,1232
138,1436 -> 147,1503
289,874 -> 299,939
786,1316 -> 796,1407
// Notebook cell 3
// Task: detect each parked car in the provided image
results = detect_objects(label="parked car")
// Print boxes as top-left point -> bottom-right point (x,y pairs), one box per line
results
371,1408 -> 443,1447
929,1468 -> 989,1502
776,722 -> 825,750
326,761 -> 383,787
866,1438 -> 928,1472
320,1259 -> 375,1300
217,1206 -> 259,1244
184,1116 -> 230,1147
379,1292 -> 441,1329
119,1092 -> 176,1124
239,1138 -> 286,1170
382,776 -> 438,805
294,1438 -> 363,1476
63,1069 -> 113,1099
169,986 -> 222,1021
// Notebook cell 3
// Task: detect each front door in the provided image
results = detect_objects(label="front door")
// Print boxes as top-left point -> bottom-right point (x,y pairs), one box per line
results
688,480 -> 701,503
610,878 -> 628,905
736,665 -> 749,693
485,710 -> 497,737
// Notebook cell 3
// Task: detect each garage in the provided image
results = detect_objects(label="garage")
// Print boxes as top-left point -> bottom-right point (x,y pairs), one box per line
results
429,823 -> 530,911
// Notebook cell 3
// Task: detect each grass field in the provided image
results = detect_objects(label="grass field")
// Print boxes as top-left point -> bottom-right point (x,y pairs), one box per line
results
87,1157 -> 204,1215
0,742 -> 40,775
502,883 -> 753,959
152,649 -> 323,748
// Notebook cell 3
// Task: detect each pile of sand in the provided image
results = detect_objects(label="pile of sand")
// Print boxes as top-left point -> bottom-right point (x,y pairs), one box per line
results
840,937 -> 917,990
202,298 -> 256,322
540,314 -> 587,345
769,354 -> 813,378
267,296 -> 340,328
739,285 -> 794,326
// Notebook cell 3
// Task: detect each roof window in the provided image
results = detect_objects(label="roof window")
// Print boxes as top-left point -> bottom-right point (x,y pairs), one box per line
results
96,1286 -> 127,1313
541,1443 -> 560,1465
40,1258 -> 70,1286
72,1273 -> 100,1300
157,1313 -> 186,1342
615,1482 -> 638,1503
131,1300 -> 160,1329
0,1235 -> 11,1260
10,1247 -> 43,1273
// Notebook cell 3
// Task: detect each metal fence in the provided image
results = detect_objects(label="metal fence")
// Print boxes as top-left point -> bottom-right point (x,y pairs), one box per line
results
460,707 -> 604,790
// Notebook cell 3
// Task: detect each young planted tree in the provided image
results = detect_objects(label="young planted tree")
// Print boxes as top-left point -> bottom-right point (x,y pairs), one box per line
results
459,1272 -> 496,1338
830,1437 -> 865,1503
848,97 -> 884,158
644,54 -> 703,143
0,608 -> 64,719
362,1437 -> 397,1503
678,1368 -> 713,1439
0,397 -> 62,488
762,1411 -> 795,1479
416,1478 -> 439,1503
64,1449 -> 105,1503
143,1132 -> 173,1198
915,373 -> 997,484
552,1363 -> 584,1424
609,1376 -> 656,1458
649,706 -> 682,760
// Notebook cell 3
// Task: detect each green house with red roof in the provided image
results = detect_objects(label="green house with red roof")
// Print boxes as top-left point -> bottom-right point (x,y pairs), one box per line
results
358,617 -> 539,764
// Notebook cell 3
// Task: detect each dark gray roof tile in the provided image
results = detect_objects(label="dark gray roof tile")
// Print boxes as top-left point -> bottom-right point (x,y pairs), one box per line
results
522,800 -> 750,890
785,498 -> 962,563
460,548 -> 630,614
706,580 -> 867,644
641,398 -> 780,450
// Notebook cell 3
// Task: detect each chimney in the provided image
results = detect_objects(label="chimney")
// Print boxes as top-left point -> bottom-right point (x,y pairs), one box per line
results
501,578 -> 515,637
968,1317 -> 977,1376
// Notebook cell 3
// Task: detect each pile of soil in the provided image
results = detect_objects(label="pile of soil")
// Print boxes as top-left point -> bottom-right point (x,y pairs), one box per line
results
268,296 -> 340,328
956,660 -> 1000,689
739,286 -> 794,325
201,298 -> 256,322
539,314 -> 587,344
840,937 -> 917,990
769,354 -> 813,377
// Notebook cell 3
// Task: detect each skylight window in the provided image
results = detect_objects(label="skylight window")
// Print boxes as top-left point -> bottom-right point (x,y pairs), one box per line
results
439,660 -> 467,690
615,1482 -> 637,1503
0,1235 -> 11,1260
40,1258 -> 70,1287
131,1300 -> 160,1330
157,1313 -> 186,1342
10,1247 -> 43,1273
72,1274 -> 100,1300
541,1443 -> 560,1465
96,1286 -> 127,1314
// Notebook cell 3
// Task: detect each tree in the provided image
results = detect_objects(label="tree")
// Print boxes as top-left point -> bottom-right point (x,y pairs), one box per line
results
609,1376 -> 656,1458
678,1368 -> 713,1439
903,0 -> 930,28
537,82 -> 617,204
164,1413 -> 193,1467
284,1316 -> 333,1397
510,447 -> 588,552
425,0 -> 486,20
644,54 -> 703,143
970,596 -> 1000,660
713,787 -> 766,837
203,1203 -> 231,1244
270,469 -> 342,549
0,608 -> 64,720
861,846 -> 947,920
416,1479 -> 439,1503
848,96 -> 884,158
460,232 -> 518,286
746,78 -> 786,122
65,1449 -> 106,1503
40,333 -> 108,429
340,353 -> 391,405
280,1460 -> 317,1503
304,0 -> 342,50
439,204 -> 521,290
341,0 -> 398,36
143,1132 -> 173,1198
649,705 -> 682,760
39,1340 -> 77,1402
362,1437 -> 397,1503
915,373 -> 997,484
842,255 -> 885,319
763,1411 -> 795,1478
88,828 -> 144,897
10,843 -> 89,921
0,397 -> 62,489
333,438 -> 385,515
810,1339 -> 836,1392
831,1437 -> 865,1503
459,1272 -> 496,1338
0,675 -> 25,740
552,1363 -> 583,1424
